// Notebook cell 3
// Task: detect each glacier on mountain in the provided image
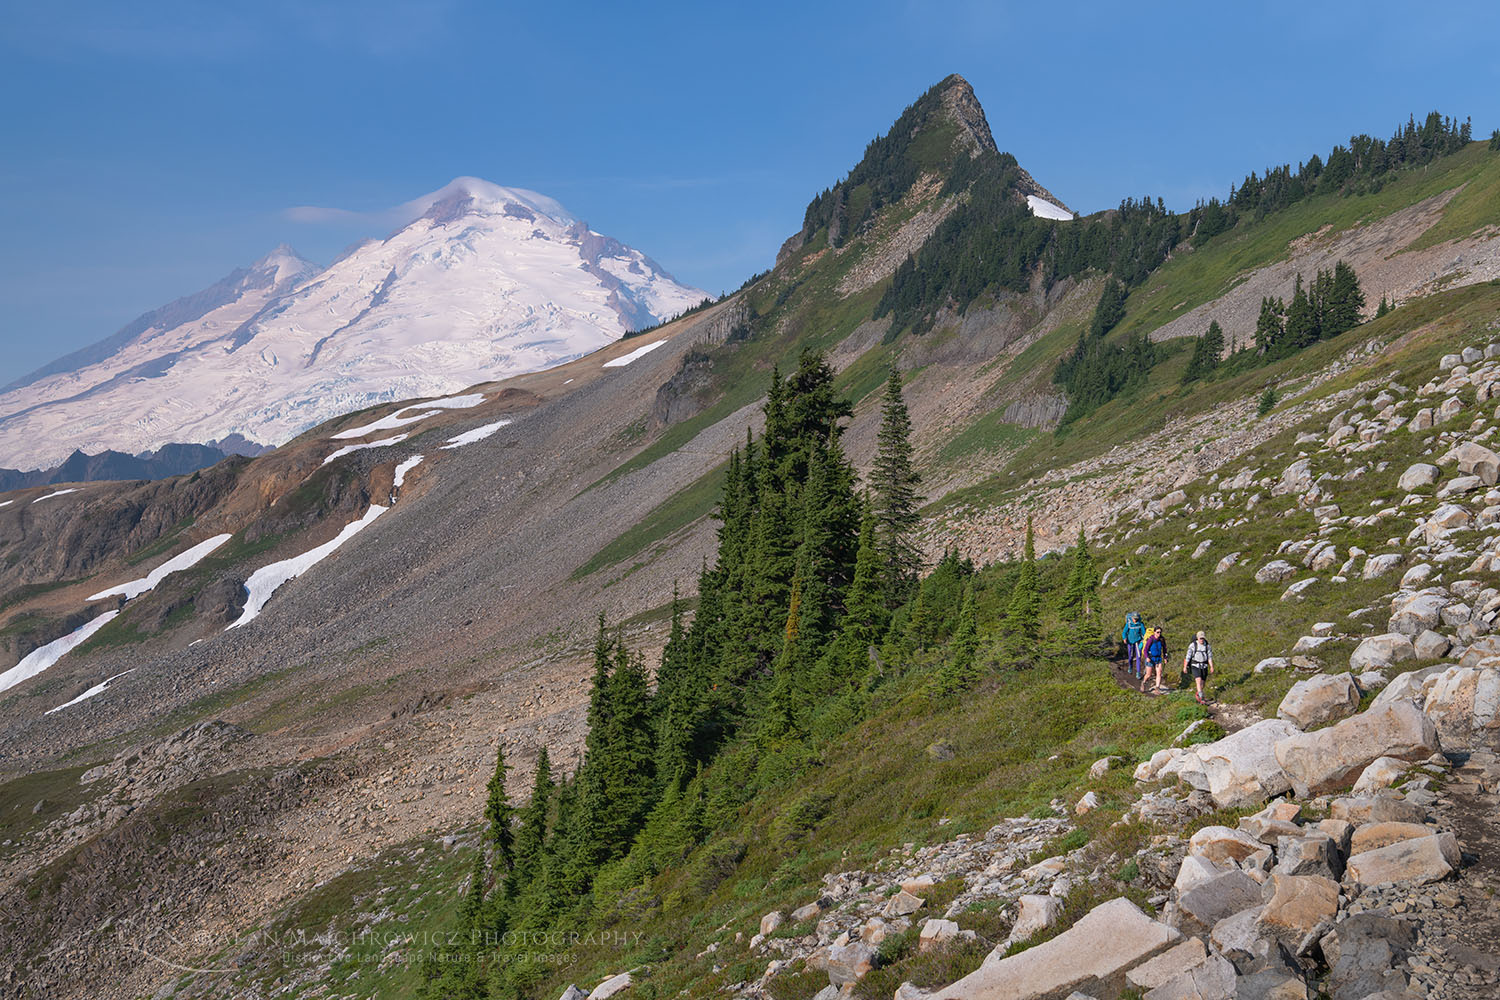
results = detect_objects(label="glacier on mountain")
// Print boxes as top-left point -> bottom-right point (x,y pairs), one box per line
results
0,180 -> 706,469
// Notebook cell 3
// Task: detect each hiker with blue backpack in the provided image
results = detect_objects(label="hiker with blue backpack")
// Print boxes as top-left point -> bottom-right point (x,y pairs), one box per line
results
1121,612 -> 1146,679
1142,626 -> 1167,693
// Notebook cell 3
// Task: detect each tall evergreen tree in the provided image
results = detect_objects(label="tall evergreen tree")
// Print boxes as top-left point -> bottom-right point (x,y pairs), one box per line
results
1002,518 -> 1041,644
482,740 -> 516,884
950,580 -> 979,677
510,747 -> 554,895
1324,261 -> 1365,335
1089,278 -> 1128,338
871,367 -> 923,603
1201,320 -> 1225,368
1283,274 -> 1319,353
765,573 -> 803,737
1255,295 -> 1286,355
653,587 -> 700,786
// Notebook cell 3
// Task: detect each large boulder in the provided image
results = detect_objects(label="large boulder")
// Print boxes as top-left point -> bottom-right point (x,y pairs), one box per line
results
1155,719 -> 1299,808
1276,459 -> 1314,496
587,973 -> 633,1000
1255,873 -> 1339,945
1362,554 -> 1404,579
1351,757 -> 1410,795
1421,665 -> 1500,745
939,898 -> 1180,1000
1173,854 -> 1231,896
1276,832 -> 1343,880
1344,832 -> 1460,888
1188,825 -> 1270,865
1256,560 -> 1298,584
1125,938 -> 1207,993
1349,634 -> 1415,672
824,941 -> 879,985
1276,673 -> 1361,729
1369,665 -> 1447,711
1175,869 -> 1264,937
1444,441 -> 1500,485
1387,590 -> 1450,636
1141,953 -> 1238,1000
1006,894 -> 1062,946
1397,463 -> 1441,491
1349,821 -> 1434,855
1320,914 -> 1416,1000
1273,701 -> 1440,797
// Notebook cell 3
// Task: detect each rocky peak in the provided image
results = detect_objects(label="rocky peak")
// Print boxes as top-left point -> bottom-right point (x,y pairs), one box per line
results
934,73 -> 998,157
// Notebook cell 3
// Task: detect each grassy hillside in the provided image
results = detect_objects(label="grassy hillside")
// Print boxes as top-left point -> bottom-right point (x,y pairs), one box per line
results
176,272 -> 1500,1000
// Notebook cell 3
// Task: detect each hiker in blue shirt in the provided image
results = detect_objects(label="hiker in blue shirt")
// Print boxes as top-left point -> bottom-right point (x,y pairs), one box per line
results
1142,626 -> 1166,693
1121,612 -> 1146,679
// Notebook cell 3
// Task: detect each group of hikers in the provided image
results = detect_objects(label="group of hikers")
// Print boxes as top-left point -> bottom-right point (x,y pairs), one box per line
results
1120,611 -> 1215,704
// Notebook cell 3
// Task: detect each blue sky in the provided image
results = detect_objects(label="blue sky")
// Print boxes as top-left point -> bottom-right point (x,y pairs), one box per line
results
1,0 -> 1496,385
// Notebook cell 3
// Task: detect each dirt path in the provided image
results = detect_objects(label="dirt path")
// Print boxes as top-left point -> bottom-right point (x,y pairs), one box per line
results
1414,748 -> 1500,999
1105,655 -> 1258,734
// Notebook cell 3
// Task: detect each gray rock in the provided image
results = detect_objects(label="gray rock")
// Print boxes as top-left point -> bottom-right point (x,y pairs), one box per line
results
941,898 -> 1181,1000
1255,560 -> 1297,584
1362,553 -> 1404,579
1413,629 -> 1451,659
1397,463 -> 1441,491
1275,833 -> 1343,880
1444,441 -> 1500,485
1142,952 -> 1238,1000
1126,937 -> 1208,992
1319,913 -> 1415,1000
1343,832 -> 1460,888
1273,701 -> 1439,797
1276,673 -> 1360,729
1006,893 -> 1061,944
1175,869 -> 1263,937
1348,633 -> 1416,672
1215,551 -> 1242,574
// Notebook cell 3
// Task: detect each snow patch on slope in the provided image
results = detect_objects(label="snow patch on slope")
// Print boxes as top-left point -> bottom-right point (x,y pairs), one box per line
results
0,611 -> 119,694
227,505 -> 387,629
602,340 -> 667,368
33,489 -> 79,503
322,433 -> 409,466
45,668 -> 135,715
439,420 -> 510,450
87,533 -> 232,601
392,455 -> 423,490
1027,195 -> 1074,221
332,393 -> 487,439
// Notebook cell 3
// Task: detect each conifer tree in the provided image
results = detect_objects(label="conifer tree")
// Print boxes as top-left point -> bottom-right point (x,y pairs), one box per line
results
1324,261 -> 1365,335
765,574 -> 803,737
1201,320 -> 1225,369
510,747 -> 554,895
653,587 -> 700,786
1002,518 -> 1041,643
905,583 -> 931,652
1255,296 -> 1286,355
1061,528 -> 1103,653
1089,278 -> 1127,338
1376,295 -> 1392,318
1283,275 -> 1318,353
950,580 -> 979,679
1060,527 -> 1099,620
482,740 -> 516,883
871,367 -> 923,602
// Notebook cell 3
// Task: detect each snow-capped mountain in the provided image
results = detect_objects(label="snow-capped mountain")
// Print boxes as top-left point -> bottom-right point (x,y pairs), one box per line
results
0,179 -> 707,469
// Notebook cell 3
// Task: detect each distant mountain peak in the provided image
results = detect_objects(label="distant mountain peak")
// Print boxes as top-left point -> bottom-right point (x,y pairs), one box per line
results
0,179 -> 706,469
406,177 -> 579,229
933,73 -> 997,157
